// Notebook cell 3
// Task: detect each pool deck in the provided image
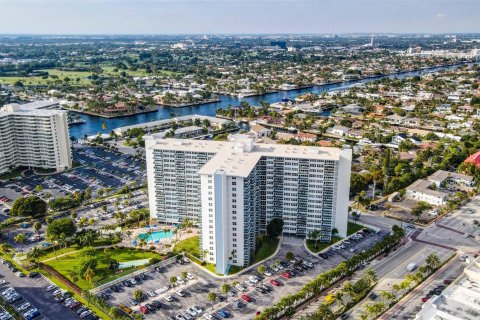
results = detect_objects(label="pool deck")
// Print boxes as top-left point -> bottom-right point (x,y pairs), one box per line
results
121,226 -> 199,252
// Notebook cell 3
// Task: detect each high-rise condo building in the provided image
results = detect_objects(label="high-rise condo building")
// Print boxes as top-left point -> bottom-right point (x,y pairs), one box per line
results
0,101 -> 72,174
145,135 -> 352,275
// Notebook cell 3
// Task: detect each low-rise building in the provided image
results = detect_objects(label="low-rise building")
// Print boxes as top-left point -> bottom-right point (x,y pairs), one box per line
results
415,256 -> 480,320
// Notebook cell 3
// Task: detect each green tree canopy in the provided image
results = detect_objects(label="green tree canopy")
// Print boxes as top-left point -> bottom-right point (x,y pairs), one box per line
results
10,196 -> 47,218
46,217 -> 77,241
266,218 -> 284,238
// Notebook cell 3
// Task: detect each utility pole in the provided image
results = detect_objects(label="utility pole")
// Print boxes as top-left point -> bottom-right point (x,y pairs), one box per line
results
372,180 -> 376,201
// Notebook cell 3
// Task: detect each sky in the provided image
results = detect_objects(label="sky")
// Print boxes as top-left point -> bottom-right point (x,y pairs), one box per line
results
0,0 -> 479,35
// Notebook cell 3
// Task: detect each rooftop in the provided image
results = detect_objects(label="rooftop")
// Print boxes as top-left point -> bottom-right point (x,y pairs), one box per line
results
146,137 -> 351,178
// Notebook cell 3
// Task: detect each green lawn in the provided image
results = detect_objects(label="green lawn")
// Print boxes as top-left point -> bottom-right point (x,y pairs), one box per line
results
173,236 -> 200,257
348,222 -> 365,235
306,236 -> 342,253
44,247 -> 160,290
0,167 -> 24,180
0,69 -> 93,86
306,222 -> 367,253
253,237 -> 279,264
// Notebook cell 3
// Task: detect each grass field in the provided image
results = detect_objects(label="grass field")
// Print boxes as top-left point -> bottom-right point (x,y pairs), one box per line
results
0,68 -> 92,86
347,221 -> 364,235
0,66 -> 179,86
253,237 -> 279,264
173,236 -> 200,257
44,247 -> 159,290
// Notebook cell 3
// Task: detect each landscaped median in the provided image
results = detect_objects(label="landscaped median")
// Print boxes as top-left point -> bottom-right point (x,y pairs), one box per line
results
255,226 -> 405,320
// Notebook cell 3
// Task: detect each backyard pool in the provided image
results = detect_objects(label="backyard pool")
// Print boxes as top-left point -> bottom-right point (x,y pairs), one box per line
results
137,230 -> 174,242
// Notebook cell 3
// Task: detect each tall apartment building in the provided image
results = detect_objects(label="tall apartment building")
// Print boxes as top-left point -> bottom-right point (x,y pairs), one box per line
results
145,135 -> 352,275
0,101 -> 72,174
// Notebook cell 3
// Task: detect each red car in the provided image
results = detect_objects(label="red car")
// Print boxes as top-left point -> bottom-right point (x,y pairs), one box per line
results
282,272 -> 291,279
270,279 -> 280,286
421,297 -> 429,303
443,279 -> 453,285
241,294 -> 252,303
139,306 -> 149,314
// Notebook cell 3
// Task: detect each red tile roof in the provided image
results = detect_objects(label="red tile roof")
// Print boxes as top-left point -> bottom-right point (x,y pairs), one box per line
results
465,150 -> 480,167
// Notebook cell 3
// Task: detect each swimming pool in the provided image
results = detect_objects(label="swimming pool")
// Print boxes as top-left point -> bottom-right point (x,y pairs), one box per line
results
137,230 -> 174,242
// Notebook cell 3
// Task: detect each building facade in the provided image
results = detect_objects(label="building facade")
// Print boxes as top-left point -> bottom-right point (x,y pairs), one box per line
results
0,102 -> 72,174
145,136 -> 352,274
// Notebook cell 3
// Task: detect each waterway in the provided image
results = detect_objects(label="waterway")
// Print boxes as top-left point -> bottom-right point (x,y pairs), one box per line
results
69,62 -> 477,138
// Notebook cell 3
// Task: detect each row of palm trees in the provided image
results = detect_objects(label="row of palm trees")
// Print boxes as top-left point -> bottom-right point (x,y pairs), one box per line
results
360,252 -> 441,319
256,226 -> 405,320
300,270 -> 378,320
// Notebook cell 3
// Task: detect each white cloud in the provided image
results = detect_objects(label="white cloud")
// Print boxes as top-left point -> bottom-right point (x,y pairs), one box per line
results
436,13 -> 447,18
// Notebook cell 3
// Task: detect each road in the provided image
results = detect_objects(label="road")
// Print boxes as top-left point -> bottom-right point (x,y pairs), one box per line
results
344,195 -> 480,319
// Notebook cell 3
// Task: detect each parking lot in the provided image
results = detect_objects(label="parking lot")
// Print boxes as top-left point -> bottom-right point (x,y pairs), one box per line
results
96,227 -> 387,320
0,261 -> 96,320
0,145 -> 146,210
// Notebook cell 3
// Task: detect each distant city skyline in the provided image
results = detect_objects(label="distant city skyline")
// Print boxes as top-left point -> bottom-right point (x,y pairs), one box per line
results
0,0 -> 479,35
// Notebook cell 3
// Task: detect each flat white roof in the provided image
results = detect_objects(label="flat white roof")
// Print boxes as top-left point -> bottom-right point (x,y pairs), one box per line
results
147,137 -> 350,177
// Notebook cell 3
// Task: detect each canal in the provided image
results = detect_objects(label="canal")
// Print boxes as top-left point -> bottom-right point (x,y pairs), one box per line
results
69,62 -> 477,138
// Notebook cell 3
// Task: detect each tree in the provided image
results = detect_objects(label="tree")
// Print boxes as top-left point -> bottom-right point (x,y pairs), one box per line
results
266,218 -> 284,238
10,196 -> 47,218
221,283 -> 231,294
207,292 -> 217,304
84,268 -> 95,285
169,276 -> 177,286
285,252 -> 295,261
27,246 -> 42,267
33,221 -> 42,234
14,234 -> 27,244
380,290 -> 395,306
308,229 -> 321,250
133,289 -> 143,302
257,265 -> 266,275
425,253 -> 440,271
110,306 -> 123,318
46,218 -> 77,241
411,201 -> 432,219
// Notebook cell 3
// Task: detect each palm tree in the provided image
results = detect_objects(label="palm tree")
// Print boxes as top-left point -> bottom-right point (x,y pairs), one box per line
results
84,268 -> 95,286
308,229 -> 321,250
33,221 -> 42,234
207,292 -> 217,309
126,230 -> 133,241
27,247 -> 42,268
14,234 -> 27,244
332,291 -> 345,309
380,290 -> 395,306
426,253 -> 440,272
365,268 -> 378,286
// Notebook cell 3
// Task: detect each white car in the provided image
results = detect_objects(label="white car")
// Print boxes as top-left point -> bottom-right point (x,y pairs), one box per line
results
175,290 -> 186,297
187,308 -> 197,316
182,312 -> 192,320
203,315 -> 214,320
235,284 -> 246,292
192,306 -> 203,313
147,290 -> 156,297
17,302 -> 30,311
186,273 -> 195,280
164,295 -> 173,302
